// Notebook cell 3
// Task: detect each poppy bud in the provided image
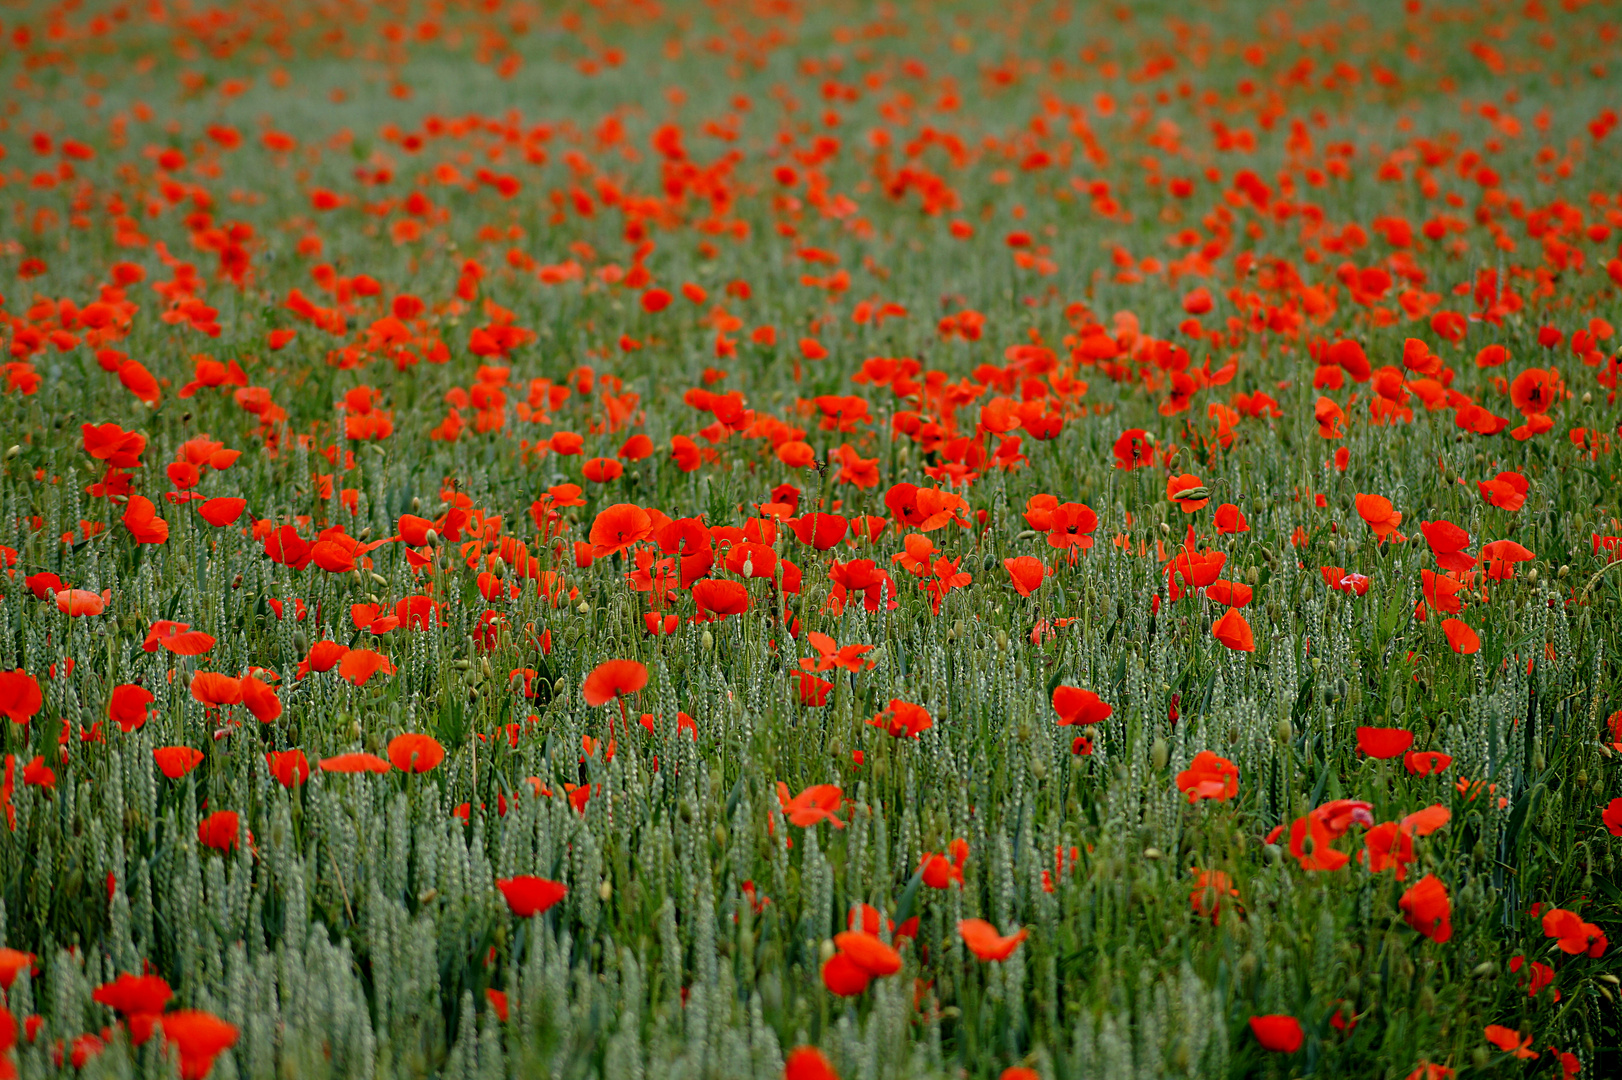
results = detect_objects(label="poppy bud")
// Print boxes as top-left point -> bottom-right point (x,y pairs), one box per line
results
577,601 -> 591,615
1150,738 -> 1168,770
1526,568 -> 1538,584
1558,564 -> 1569,579
4,445 -> 17,458
293,630 -> 309,656
1264,844 -> 1282,863
1583,391 -> 1592,405
819,939 -> 836,963
598,880 -> 613,902
424,529 -> 438,547
1471,1048 -> 1489,1070
1275,718 -> 1293,743
701,630 -> 714,651
411,496 -> 421,510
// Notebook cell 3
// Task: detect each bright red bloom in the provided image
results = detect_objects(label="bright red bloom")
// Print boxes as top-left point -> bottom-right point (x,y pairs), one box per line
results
582,660 -> 648,705
1248,1015 -> 1303,1053
388,733 -> 444,773
159,1010 -> 238,1080
496,875 -> 568,917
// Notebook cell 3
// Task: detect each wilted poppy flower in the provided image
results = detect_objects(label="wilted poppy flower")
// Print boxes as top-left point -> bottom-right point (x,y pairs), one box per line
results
1356,726 -> 1414,758
1051,686 -> 1111,725
1211,607 -> 1254,651
319,752 -> 392,775
1176,751 -> 1239,803
159,1010 -> 238,1080
266,749 -> 309,788
832,931 -> 902,977
1248,1015 -> 1303,1053
109,684 -> 155,733
153,746 -> 204,779
388,733 -> 444,773
197,810 -> 240,852
958,918 -> 1027,961
496,875 -> 567,917
1399,873 -> 1453,942
0,671 -> 44,724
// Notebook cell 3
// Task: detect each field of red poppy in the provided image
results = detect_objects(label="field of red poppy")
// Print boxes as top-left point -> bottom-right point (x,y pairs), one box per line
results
1,0 -> 1621,1077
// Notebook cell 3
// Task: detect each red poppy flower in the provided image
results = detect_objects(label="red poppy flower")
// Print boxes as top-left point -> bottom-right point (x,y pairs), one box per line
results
388,733 -> 444,773
496,875 -> 568,917
197,810 -> 240,852
197,498 -> 247,527
1441,618 -> 1480,655
1051,686 -> 1112,726
338,649 -> 394,686
159,1010 -> 238,1080
153,746 -> 204,779
1003,556 -> 1045,596
1212,607 -> 1255,651
1248,1015 -> 1304,1053
122,495 -> 170,544
868,699 -> 933,739
1176,751 -> 1239,803
833,931 -> 902,976
957,918 -> 1027,961
1399,873 -> 1453,942
784,1046 -> 840,1080
190,672 -> 243,709
109,684 -> 155,733
319,752 -> 392,775
776,782 -> 844,828
0,671 -> 43,724
1356,726 -> 1414,758
240,675 -> 282,723
92,972 -> 173,1017
582,660 -> 648,706
693,578 -> 750,617
1403,751 -> 1453,776
266,749 -> 309,788
820,952 -> 871,997
1605,797 -> 1622,837
588,503 -> 652,557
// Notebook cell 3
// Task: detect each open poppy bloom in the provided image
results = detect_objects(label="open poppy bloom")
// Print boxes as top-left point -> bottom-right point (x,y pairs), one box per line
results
1003,555 -> 1046,596
496,875 -> 568,917
868,699 -> 933,738
159,1010 -> 238,1080
319,752 -> 392,774
197,810 -> 240,852
776,782 -> 845,828
958,918 -> 1027,961
1248,1015 -> 1304,1053
0,671 -> 44,725
832,930 -> 902,977
388,733 -> 444,773
1355,726 -> 1414,758
153,746 -> 204,779
1051,686 -> 1112,725
266,749 -> 309,788
1399,873 -> 1453,942
1403,750 -> 1453,776
784,1046 -> 840,1080
1355,493 -> 1403,539
1176,751 -> 1239,803
109,684 -> 155,732
921,838 -> 968,888
1211,607 -> 1255,651
1483,1025 -> 1538,1060
1541,907 -> 1608,957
